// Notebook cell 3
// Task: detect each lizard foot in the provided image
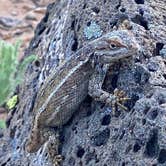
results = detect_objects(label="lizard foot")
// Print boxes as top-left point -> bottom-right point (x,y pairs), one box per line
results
47,134 -> 63,166
107,88 -> 130,114
53,155 -> 63,166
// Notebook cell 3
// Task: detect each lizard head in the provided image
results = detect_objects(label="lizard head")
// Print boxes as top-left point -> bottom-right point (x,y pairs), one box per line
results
94,30 -> 140,63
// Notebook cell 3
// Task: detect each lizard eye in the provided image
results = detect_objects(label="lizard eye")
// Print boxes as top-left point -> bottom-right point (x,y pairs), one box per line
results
110,43 -> 117,48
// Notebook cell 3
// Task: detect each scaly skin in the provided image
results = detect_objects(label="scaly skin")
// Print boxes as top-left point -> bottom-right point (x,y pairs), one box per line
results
26,30 -> 140,165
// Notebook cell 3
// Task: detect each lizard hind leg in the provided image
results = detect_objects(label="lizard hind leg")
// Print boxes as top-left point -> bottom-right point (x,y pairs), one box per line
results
26,125 -> 48,153
26,124 -> 57,153
46,133 -> 63,166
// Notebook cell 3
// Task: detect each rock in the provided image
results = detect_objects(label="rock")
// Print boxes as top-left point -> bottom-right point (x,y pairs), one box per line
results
0,17 -> 21,28
25,12 -> 37,21
22,4 -> 35,11
31,0 -> 55,7
11,11 -> 18,16
0,129 -> 4,138
91,128 -> 110,146
33,7 -> 47,14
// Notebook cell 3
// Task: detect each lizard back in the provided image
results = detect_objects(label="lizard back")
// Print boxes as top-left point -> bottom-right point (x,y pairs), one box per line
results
34,51 -> 94,127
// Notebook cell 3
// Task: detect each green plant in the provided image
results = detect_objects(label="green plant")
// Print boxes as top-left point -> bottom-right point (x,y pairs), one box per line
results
6,95 -> 18,109
0,40 -> 37,106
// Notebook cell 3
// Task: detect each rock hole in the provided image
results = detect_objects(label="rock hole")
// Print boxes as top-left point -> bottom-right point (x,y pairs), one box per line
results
77,24 -> 81,31
154,42 -> 164,55
9,126 -> 16,139
68,157 -> 75,165
101,115 -> 111,126
163,74 -> 166,79
95,158 -> 100,163
158,149 -> 166,164
34,60 -> 40,67
131,15 -> 149,30
72,126 -> 77,132
83,3 -> 87,9
0,130 -> 3,138
71,38 -> 78,51
46,27 -> 51,35
77,146 -> 85,158
91,7 -> 100,14
134,0 -> 144,4
139,8 -> 144,15
87,21 -> 91,26
143,106 -> 150,115
133,142 -> 141,152
1,163 -> 6,166
45,152 -> 48,157
120,8 -> 126,12
43,11 -> 49,22
1,158 -> 11,166
91,128 -> 110,146
142,118 -> 146,125
110,20 -> 118,28
71,19 -> 75,30
36,24 -> 46,36
144,129 -> 159,158
119,130 -> 125,140
87,109 -> 92,116
111,74 -> 118,89
148,109 -> 158,120
164,61 -> 166,66
126,94 -> 139,110
122,162 -> 125,166
59,134 -> 65,146
116,1 -> 121,9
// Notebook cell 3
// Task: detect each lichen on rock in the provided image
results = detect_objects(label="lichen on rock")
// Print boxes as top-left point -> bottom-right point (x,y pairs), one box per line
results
83,22 -> 103,40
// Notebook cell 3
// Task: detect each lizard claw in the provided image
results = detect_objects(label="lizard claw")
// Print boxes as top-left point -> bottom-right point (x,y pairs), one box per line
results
53,155 -> 63,166
107,89 -> 130,115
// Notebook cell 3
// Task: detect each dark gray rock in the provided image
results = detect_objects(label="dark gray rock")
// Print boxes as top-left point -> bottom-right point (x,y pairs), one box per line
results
0,17 -> 21,28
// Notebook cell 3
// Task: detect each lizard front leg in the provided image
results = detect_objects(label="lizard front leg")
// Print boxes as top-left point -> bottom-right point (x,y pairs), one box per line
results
26,114 -> 46,153
26,113 -> 58,153
88,64 -> 129,114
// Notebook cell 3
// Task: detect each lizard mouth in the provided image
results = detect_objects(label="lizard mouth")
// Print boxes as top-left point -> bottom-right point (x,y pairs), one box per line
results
96,47 -> 134,63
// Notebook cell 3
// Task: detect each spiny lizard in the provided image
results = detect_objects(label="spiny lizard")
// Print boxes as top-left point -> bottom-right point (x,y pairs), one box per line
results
26,30 -> 140,165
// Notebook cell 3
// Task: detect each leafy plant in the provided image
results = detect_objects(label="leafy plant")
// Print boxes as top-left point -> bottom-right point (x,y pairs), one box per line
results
6,95 -> 18,109
0,40 -> 37,106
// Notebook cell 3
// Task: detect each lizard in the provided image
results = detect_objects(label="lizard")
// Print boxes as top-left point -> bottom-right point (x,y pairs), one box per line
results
26,30 -> 140,165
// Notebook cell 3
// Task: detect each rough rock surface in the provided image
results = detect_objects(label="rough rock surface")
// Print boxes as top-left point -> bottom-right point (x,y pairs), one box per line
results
0,0 -> 166,166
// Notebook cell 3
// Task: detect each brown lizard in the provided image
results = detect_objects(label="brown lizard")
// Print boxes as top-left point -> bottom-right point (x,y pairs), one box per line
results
26,30 -> 140,165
